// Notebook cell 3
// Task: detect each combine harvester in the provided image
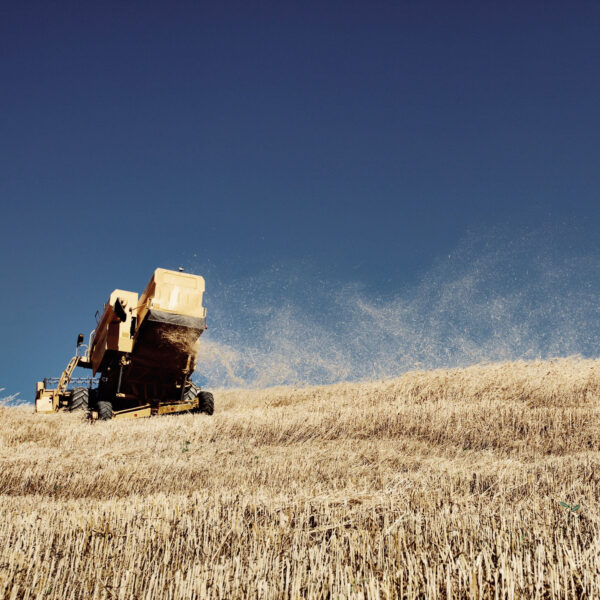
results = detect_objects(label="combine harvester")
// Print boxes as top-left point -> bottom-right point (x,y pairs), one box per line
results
35,268 -> 214,420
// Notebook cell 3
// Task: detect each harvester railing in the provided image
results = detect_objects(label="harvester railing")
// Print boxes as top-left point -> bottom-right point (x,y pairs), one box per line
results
43,377 -> 99,389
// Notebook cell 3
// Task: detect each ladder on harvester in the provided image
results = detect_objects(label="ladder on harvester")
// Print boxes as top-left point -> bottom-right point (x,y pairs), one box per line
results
49,341 -> 96,395
56,355 -> 80,395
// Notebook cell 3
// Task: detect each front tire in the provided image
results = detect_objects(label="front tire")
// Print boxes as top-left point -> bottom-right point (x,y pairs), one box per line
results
183,383 -> 200,404
97,400 -> 113,420
70,387 -> 90,412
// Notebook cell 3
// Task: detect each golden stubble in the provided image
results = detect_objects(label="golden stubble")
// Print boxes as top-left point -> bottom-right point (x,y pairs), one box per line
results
1,356 -> 600,599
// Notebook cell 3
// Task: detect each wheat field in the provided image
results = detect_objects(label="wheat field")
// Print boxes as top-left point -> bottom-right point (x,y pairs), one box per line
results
2,357 -> 600,599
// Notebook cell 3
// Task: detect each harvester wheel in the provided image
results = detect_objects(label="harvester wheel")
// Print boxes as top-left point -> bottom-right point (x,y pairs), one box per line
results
183,383 -> 200,404
97,400 -> 113,420
70,387 -> 90,412
197,391 -> 214,415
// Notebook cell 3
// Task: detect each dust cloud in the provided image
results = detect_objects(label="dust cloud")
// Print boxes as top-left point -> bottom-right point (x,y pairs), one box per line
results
193,228 -> 600,388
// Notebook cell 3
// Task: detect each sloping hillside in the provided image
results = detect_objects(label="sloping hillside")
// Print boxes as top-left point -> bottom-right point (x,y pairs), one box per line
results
1,357 -> 600,599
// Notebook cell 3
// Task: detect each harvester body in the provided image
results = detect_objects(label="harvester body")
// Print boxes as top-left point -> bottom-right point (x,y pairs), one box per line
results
35,268 -> 213,419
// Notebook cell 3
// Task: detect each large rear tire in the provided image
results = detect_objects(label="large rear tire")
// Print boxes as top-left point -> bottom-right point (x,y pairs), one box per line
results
70,387 -> 90,412
197,391 -> 214,416
97,400 -> 113,420
185,384 -> 214,415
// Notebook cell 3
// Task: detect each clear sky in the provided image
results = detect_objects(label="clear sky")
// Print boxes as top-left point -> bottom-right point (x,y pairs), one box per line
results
2,1 -> 600,397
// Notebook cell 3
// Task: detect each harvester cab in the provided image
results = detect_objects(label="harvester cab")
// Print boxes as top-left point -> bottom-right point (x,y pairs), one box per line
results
35,268 -> 214,420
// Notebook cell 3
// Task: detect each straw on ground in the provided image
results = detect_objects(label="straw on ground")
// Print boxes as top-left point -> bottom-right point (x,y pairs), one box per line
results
1,357 -> 600,599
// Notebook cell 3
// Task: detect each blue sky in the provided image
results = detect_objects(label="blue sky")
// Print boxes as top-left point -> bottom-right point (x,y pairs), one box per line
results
2,2 -> 600,397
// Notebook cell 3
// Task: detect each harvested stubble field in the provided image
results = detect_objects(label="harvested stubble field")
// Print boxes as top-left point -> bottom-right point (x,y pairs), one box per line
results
2,358 -> 600,599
